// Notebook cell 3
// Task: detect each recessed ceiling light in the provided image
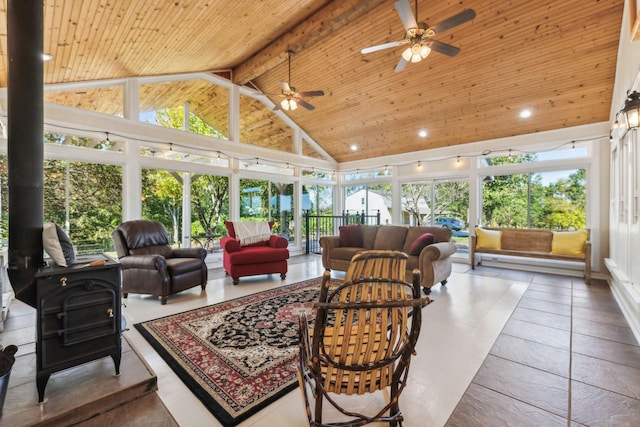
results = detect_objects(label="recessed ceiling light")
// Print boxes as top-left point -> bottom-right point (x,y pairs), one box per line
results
350,144 -> 358,151
42,53 -> 53,61
418,129 -> 428,138
519,109 -> 532,119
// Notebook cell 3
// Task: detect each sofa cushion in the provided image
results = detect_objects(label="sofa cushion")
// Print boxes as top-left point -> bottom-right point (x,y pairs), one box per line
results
373,225 -> 408,251
339,225 -> 363,247
226,245 -> 289,265
551,230 -> 588,257
476,227 -> 502,250
408,233 -> 435,256
332,246 -> 365,261
361,225 -> 379,248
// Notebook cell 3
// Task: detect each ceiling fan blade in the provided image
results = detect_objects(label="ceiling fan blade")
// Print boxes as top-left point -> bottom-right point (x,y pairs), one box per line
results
280,81 -> 291,92
394,0 -> 417,31
430,40 -> 461,57
298,99 -> 315,110
430,9 -> 476,34
299,90 -> 324,97
394,57 -> 408,72
361,40 -> 407,55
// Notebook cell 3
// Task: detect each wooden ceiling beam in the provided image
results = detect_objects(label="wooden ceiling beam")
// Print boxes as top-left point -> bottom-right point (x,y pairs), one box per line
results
233,0 -> 387,86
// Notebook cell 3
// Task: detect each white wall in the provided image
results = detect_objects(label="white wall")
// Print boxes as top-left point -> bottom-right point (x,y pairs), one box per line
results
606,0 -> 640,340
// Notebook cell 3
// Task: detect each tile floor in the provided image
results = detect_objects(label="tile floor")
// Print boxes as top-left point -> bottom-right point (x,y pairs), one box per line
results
447,269 -> 640,426
2,256 -> 640,426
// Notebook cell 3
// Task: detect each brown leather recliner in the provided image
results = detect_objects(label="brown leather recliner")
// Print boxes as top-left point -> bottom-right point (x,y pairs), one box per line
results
112,220 -> 208,304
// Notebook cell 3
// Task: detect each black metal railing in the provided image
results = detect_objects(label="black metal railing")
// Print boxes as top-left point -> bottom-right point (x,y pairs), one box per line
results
303,210 -> 380,254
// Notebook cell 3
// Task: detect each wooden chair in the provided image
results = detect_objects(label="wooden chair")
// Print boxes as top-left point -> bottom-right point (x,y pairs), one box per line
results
297,250 -> 430,427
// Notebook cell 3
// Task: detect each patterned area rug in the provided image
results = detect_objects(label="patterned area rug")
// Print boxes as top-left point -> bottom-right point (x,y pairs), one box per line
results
134,277 -> 331,427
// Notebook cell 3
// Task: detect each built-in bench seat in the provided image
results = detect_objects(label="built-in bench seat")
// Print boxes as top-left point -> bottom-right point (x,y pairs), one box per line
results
470,227 -> 591,283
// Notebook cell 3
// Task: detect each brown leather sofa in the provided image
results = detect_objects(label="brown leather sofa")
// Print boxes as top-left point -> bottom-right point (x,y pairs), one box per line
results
112,220 -> 208,304
319,224 -> 457,294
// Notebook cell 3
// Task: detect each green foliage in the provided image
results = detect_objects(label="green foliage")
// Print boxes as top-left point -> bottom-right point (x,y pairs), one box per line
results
191,174 -> 229,236
482,168 -> 586,230
43,160 -> 122,251
156,106 -> 227,139
142,169 -> 183,244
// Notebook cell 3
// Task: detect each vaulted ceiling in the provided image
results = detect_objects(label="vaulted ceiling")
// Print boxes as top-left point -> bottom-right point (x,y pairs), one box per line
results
0,0 -> 626,163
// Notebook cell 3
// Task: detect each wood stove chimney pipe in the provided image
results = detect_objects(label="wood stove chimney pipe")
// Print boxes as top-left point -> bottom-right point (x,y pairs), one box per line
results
6,0 -> 45,307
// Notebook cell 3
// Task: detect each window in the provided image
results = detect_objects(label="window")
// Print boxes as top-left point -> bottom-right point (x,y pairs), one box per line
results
139,79 -> 229,139
344,184 -> 390,224
141,168 -> 184,246
44,132 -> 124,152
481,169 -> 586,229
45,84 -> 125,117
190,174 -> 229,239
239,94 -> 293,153
43,159 -> 122,253
240,179 -> 295,241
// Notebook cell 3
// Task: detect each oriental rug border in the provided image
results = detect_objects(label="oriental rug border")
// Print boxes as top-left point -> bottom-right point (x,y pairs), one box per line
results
134,277 -> 330,426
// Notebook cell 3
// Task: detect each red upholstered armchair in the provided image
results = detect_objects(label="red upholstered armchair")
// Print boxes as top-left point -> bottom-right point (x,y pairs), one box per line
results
221,221 -> 289,285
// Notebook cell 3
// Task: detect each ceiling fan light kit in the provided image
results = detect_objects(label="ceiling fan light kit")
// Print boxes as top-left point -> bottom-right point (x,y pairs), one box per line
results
361,0 -> 475,72
280,98 -> 298,111
272,50 -> 324,112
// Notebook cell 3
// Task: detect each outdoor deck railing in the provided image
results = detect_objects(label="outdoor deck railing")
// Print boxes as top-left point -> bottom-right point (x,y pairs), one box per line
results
303,210 -> 381,254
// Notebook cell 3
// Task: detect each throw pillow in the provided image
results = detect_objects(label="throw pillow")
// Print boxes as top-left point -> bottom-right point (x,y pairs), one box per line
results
409,233 -> 435,256
42,222 -> 76,267
551,230 -> 588,257
475,227 -> 502,250
339,225 -> 363,247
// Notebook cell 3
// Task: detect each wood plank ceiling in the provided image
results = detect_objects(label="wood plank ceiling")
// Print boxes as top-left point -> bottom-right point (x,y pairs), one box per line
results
0,0 -> 625,163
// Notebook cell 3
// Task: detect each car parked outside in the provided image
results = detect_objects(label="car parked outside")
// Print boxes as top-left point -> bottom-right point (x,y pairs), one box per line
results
435,217 -> 465,231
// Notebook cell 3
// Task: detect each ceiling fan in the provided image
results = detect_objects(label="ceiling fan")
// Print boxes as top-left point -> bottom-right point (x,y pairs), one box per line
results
361,0 -> 476,72
272,50 -> 324,111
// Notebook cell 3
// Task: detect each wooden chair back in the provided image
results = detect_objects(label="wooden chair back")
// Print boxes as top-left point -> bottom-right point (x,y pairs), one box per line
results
298,250 -> 429,425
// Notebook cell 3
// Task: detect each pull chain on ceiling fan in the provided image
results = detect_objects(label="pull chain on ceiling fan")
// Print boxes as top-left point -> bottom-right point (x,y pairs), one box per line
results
361,0 -> 476,72
273,50 -> 324,111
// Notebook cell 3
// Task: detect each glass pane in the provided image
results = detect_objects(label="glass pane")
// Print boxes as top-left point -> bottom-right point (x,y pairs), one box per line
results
239,179 -> 294,241
481,170 -> 586,230
269,181 -> 294,241
239,159 -> 294,176
45,85 -> 125,117
344,185 -> 389,225
401,183 -> 432,226
434,180 -> 469,256
140,79 -> 229,139
43,160 -> 122,253
343,167 -> 391,181
140,145 -> 229,168
44,132 -> 124,152
481,146 -> 587,167
141,168 -> 184,246
302,169 -> 334,180
190,174 -> 229,249
239,94 -> 293,153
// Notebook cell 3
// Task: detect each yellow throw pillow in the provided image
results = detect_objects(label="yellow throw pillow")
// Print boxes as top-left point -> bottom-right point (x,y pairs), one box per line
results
475,227 -> 502,250
551,230 -> 588,257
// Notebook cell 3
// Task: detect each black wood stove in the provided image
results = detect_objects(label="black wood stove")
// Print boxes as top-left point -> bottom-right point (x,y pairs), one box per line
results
35,254 -> 122,402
